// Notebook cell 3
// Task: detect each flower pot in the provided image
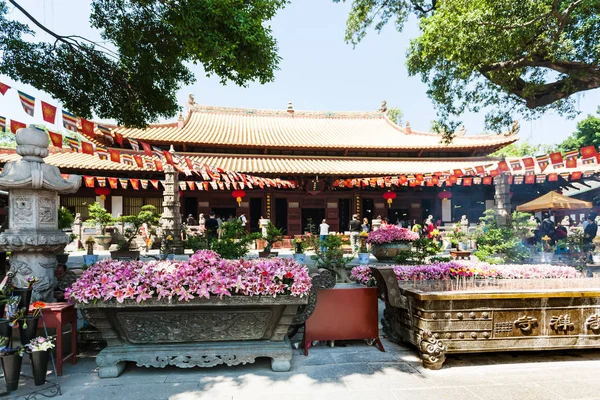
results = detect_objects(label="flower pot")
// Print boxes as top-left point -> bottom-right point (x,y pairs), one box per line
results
83,254 -> 99,265
371,242 -> 411,262
18,316 -> 39,346
358,253 -> 370,265
12,287 -> 33,312
1,353 -> 22,392
458,242 -> 468,251
159,254 -> 175,260
94,235 -> 112,250
292,253 -> 305,264
30,350 -> 49,386
56,253 -> 69,264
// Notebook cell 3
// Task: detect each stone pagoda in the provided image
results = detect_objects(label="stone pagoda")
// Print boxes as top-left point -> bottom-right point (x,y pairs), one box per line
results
0,125 -> 81,300
160,149 -> 183,254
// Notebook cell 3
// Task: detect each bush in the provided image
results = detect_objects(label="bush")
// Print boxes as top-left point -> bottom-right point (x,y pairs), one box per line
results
211,219 -> 261,259
58,206 -> 75,230
311,235 -> 353,282
473,210 -> 534,263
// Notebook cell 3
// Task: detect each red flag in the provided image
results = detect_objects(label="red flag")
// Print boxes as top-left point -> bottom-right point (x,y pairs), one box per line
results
108,177 -> 118,189
449,176 -> 458,184
154,160 -> 163,171
453,169 -> 463,177
48,131 -> 62,148
10,120 -> 26,133
80,118 -> 95,139
549,152 -> 564,168
96,177 -> 106,187
489,169 -> 500,177
463,178 -> 473,186
163,150 -> 175,165
81,141 -> 94,155
109,149 -> 121,163
130,179 -> 140,190
134,155 -> 144,168
581,145 -> 597,159
475,166 -> 485,175
187,181 -> 195,190
150,180 -> 159,189
525,175 -> 535,184
565,150 -> 578,168
0,82 -> 10,95
548,173 -> 558,182
203,182 -> 209,191
185,157 -> 194,170
41,101 -> 57,124
522,157 -> 535,169
497,161 -> 509,172
483,176 -> 492,185
141,141 -> 153,157
114,132 -> 124,146
119,178 -> 128,189
83,176 -> 95,188
571,171 -> 582,180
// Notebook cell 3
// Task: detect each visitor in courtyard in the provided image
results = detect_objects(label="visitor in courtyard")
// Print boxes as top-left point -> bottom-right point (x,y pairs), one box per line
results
425,215 -> 435,239
198,213 -> 205,233
186,214 -> 197,226
239,213 -> 247,227
584,213 -> 597,247
54,264 -> 77,302
349,214 -> 362,253
540,213 -> 556,244
205,212 -> 219,242
555,221 -> 568,240
361,217 -> 370,233
319,219 -> 329,253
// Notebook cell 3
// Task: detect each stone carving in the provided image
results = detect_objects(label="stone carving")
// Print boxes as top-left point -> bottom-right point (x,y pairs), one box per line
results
0,125 -> 81,300
160,162 -> 183,254
117,311 -> 272,343
585,314 -> 600,331
379,100 -> 387,113
514,316 -> 538,334
550,315 -> 574,332
418,330 -> 446,370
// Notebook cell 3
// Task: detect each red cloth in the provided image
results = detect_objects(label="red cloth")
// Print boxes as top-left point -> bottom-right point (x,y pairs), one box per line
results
427,222 -> 435,239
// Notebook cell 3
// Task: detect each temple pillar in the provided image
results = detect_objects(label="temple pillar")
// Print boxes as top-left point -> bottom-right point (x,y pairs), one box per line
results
0,125 -> 81,300
494,173 -> 511,226
160,163 -> 184,254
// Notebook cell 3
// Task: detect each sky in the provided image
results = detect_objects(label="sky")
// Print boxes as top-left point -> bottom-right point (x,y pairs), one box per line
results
1,0 -> 599,146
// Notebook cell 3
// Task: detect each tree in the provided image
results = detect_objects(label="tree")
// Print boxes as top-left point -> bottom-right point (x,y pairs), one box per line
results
387,107 -> 403,125
557,107 -> 600,151
491,141 -> 555,157
336,0 -> 600,142
0,0 -> 286,127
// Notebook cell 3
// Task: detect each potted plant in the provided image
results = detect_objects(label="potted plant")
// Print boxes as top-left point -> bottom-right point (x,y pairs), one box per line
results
447,225 -> 467,250
311,235 -> 354,282
293,237 -> 306,264
540,235 -> 556,263
259,222 -> 284,258
88,202 -> 114,250
17,301 -> 45,347
160,234 -> 175,260
56,206 -> 75,264
358,231 -> 370,265
211,219 -> 262,260
0,338 -> 24,392
83,236 -> 99,265
366,225 -> 419,262
111,205 -> 160,260
26,336 -> 55,386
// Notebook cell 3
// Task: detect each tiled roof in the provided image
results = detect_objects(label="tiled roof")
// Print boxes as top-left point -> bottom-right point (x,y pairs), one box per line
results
0,149 -> 500,176
112,105 -> 517,152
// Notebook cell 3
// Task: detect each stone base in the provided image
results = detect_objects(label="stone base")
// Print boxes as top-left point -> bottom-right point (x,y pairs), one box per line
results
96,338 -> 293,378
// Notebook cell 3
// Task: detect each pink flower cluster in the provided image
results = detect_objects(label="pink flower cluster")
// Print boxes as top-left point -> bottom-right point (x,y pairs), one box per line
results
366,225 -> 419,244
350,262 -> 579,285
67,250 -> 312,304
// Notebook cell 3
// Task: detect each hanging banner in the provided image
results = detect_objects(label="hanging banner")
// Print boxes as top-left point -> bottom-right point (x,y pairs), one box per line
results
134,155 -> 144,168
163,150 -> 175,166
96,177 -> 106,187
565,150 -> 578,168
17,91 -> 35,116
130,179 -> 140,190
62,110 -> 78,132
10,120 -> 26,133
41,101 -> 57,124
549,152 -> 564,169
128,138 -> 140,152
108,177 -> 118,189
81,141 -> 94,155
48,131 -> 62,148
66,137 -> 79,152
97,125 -> 113,143
536,155 -> 549,173
119,178 -> 128,189
179,182 -> 186,191
96,145 -> 109,160
581,145 -> 597,160
150,180 -> 159,189
84,176 -> 95,188
154,160 -> 163,171
114,132 -> 124,146
187,181 -> 195,190
140,179 -> 148,189
141,141 -> 153,157
109,149 -> 121,163
0,82 -> 10,95
80,119 -> 95,139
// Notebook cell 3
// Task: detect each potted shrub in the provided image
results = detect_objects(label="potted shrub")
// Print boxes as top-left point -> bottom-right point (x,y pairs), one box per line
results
56,206 -> 75,264
83,236 -> 99,265
259,222 -> 284,258
311,235 -> 354,282
88,202 -> 114,250
211,219 -> 261,260
67,250 -> 311,377
0,339 -> 24,392
293,237 -> 306,264
366,225 -> 419,262
111,205 -> 160,260
26,336 -> 55,386
358,231 -> 370,265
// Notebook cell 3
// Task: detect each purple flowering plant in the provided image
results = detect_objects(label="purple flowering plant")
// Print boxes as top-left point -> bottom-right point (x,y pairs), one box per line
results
366,225 -> 419,245
67,250 -> 312,304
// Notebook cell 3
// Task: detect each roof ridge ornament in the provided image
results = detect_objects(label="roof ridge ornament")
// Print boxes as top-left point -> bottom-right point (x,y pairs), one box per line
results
507,120 -> 520,136
379,100 -> 387,113
187,94 -> 196,108
287,101 -> 294,115
455,125 -> 467,137
405,121 -> 412,133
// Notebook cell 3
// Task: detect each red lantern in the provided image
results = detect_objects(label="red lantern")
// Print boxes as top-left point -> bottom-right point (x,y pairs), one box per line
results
94,187 -> 111,201
438,191 -> 452,200
232,189 -> 246,206
382,191 -> 397,208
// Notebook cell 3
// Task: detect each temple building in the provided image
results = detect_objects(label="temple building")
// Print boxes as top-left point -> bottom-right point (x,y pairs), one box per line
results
0,98 -> 520,235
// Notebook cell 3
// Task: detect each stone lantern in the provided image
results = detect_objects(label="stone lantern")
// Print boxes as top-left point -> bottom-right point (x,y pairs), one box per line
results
0,125 -> 81,300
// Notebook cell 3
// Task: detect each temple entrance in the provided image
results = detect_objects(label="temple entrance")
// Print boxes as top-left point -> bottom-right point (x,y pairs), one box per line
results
250,198 -> 262,233
338,199 -> 350,233
184,197 -> 198,221
275,198 -> 288,234
302,208 -> 325,235
388,208 -> 410,227
362,199 -> 374,223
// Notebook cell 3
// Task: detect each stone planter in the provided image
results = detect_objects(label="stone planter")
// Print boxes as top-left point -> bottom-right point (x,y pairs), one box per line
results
77,295 -> 308,378
94,235 -> 112,250
371,242 -> 411,262
371,266 -> 600,370
358,253 -> 370,265
292,253 -> 305,264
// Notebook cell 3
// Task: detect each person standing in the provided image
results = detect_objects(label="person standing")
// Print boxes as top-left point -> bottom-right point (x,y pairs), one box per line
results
584,213 -> 598,247
186,214 -> 197,226
541,212 -> 556,243
205,212 -> 219,243
238,213 -> 247,228
198,213 -> 205,233
361,217 -> 370,233
348,214 -> 362,253
319,219 -> 329,253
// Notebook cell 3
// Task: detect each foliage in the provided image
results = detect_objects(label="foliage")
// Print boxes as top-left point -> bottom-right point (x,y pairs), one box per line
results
86,202 -> 114,236
337,0 -> 600,140
211,219 -> 261,260
491,141 -> 556,157
0,0 -> 286,127
358,231 -> 368,253
117,205 -> 160,250
184,235 -> 210,253
387,107 -> 403,125
447,225 -> 467,248
0,128 -> 16,148
473,210 -> 535,263
294,237 -> 306,254
557,107 -> 600,152
263,222 -> 284,253
304,218 -> 317,235
58,206 -> 75,230
0,337 -> 24,356
311,235 -> 354,281
392,236 -> 440,264
567,230 -> 586,253
67,250 -> 312,303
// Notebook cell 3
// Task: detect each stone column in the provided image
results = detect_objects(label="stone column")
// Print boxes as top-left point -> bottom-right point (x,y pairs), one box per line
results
160,163 -> 184,254
494,173 -> 511,227
0,125 -> 81,300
